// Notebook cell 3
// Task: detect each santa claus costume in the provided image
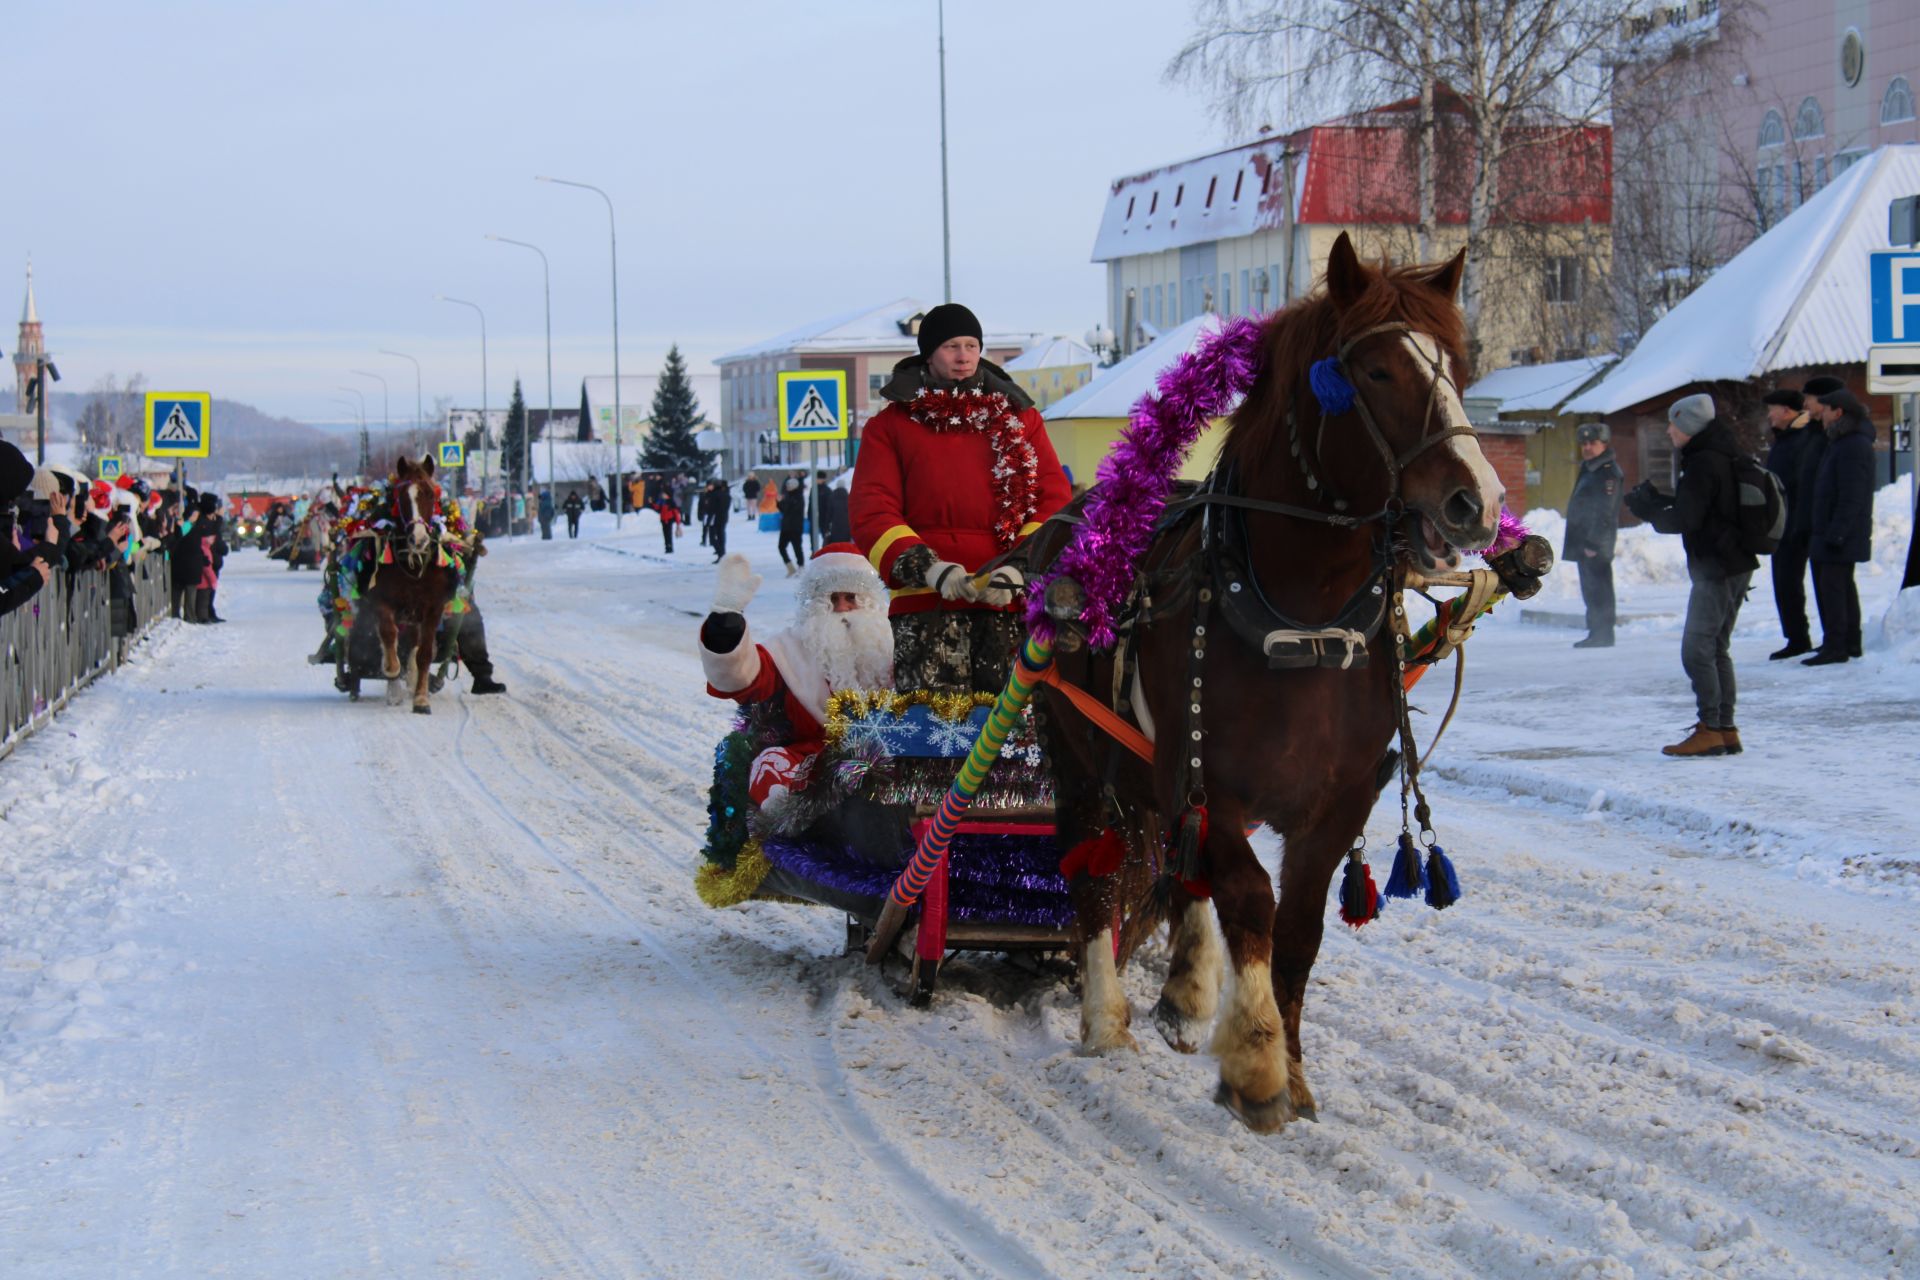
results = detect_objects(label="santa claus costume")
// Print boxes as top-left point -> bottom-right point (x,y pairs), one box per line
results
698,542 -> 892,811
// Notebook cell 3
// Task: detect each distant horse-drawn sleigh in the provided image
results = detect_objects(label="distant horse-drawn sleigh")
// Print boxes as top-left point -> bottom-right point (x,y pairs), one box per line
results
698,235 -> 1552,1130
313,456 -> 469,714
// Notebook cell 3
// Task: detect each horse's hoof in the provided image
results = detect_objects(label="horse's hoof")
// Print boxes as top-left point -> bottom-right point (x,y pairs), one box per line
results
382,666 -> 402,680
1151,996 -> 1207,1055
1293,1101 -> 1319,1123
412,704 -> 432,716
1078,1023 -> 1139,1055
1214,1081 -> 1295,1133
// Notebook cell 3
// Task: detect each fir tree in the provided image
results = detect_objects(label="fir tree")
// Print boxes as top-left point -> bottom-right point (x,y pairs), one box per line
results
641,344 -> 711,478
577,385 -> 593,442
500,379 -> 530,492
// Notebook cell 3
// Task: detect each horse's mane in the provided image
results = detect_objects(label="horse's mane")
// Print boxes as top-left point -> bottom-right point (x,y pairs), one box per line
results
1221,260 -> 1471,480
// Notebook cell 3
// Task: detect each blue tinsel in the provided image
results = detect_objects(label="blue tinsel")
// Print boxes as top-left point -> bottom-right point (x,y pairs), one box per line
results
1308,357 -> 1355,414
759,832 -> 1075,929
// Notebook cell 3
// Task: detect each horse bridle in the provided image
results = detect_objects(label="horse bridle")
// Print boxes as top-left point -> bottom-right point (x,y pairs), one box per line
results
1326,322 -> 1479,494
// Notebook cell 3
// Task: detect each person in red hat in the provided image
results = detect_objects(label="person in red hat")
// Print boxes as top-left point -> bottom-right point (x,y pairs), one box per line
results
851,302 -> 1071,693
698,543 -> 892,812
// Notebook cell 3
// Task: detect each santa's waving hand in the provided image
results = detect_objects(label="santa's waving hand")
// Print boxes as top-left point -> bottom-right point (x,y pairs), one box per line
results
699,545 -> 893,810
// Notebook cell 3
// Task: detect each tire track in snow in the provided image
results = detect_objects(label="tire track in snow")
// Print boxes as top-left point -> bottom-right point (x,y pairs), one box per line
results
429,690 -> 1048,1279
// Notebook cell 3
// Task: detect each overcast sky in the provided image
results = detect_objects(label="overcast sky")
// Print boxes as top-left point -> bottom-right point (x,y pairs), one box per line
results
4,1 -> 1230,424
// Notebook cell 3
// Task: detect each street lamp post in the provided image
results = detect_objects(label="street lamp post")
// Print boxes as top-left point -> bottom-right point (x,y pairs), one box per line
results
436,294 -> 490,509
537,175 -> 623,527
377,348 -> 423,440
938,0 -> 952,303
486,234 -> 554,525
332,391 -> 369,478
350,369 -> 389,463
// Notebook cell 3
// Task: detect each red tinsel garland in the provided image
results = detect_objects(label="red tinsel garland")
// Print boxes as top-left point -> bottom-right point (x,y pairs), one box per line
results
906,387 -> 1040,549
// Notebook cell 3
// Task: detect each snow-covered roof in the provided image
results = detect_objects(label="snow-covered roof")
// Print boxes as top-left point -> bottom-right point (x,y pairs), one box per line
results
1463,355 -> 1615,418
715,298 -> 1043,364
1043,314 -> 1235,421
1566,144 -> 1920,415
1004,335 -> 1097,371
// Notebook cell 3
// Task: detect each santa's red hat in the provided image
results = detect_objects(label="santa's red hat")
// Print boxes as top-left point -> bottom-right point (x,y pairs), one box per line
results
114,474 -> 135,490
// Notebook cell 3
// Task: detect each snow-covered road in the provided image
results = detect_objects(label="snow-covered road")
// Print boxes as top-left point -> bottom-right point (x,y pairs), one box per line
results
3,517 -> 1917,1279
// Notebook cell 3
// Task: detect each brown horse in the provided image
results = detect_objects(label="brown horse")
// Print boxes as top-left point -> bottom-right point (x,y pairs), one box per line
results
363,454 -> 459,715
1036,233 -> 1503,1131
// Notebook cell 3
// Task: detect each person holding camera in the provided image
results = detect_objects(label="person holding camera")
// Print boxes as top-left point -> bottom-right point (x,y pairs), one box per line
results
1624,393 -> 1759,758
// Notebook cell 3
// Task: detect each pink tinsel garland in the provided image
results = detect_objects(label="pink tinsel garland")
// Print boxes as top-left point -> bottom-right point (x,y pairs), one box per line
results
1024,316 -> 1532,649
1026,316 -> 1266,649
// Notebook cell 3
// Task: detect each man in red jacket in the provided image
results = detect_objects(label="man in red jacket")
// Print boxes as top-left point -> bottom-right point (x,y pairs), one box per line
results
850,303 -> 1071,693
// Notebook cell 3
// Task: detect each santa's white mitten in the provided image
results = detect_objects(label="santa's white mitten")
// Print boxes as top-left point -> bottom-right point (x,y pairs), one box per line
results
927,559 -> 979,602
712,553 -> 762,613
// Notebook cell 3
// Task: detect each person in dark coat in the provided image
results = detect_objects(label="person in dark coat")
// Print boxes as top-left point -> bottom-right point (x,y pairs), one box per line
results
1625,393 -> 1759,758
168,492 -> 207,621
1562,422 -> 1624,648
537,489 -> 555,541
0,441 -> 53,618
703,480 -> 730,561
1762,382 -> 1830,659
740,473 -> 761,521
822,478 -> 852,545
562,489 -> 585,538
1802,387 -> 1877,666
777,477 -> 806,576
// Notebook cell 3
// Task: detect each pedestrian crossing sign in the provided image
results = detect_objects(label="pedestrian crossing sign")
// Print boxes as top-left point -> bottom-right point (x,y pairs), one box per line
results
777,370 -> 848,441
144,392 -> 212,458
98,456 -> 124,480
437,441 -> 466,468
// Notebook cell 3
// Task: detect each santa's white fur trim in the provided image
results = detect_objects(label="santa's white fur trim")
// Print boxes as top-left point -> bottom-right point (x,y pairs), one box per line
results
792,552 -> 887,625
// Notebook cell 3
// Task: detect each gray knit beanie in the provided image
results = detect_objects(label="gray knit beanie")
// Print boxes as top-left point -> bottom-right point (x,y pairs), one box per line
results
1667,392 -> 1715,437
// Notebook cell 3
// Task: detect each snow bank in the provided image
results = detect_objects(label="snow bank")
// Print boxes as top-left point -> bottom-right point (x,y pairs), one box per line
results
1516,479 -> 1916,606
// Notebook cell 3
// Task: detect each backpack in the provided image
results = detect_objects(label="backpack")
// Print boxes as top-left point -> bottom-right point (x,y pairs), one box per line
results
1731,455 -> 1787,555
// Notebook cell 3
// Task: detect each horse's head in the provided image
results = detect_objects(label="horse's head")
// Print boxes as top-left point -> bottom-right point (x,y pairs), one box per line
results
1317,233 -> 1503,568
392,453 -> 439,553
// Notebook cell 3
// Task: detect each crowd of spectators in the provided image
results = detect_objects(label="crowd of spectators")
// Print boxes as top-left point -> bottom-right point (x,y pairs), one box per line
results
1,437 -> 231,645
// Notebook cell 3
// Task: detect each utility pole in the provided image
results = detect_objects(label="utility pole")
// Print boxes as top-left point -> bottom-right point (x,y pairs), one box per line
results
938,0 -> 952,303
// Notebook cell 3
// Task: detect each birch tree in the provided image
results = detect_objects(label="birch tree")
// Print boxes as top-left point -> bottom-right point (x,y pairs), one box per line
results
1170,0 -> 1623,341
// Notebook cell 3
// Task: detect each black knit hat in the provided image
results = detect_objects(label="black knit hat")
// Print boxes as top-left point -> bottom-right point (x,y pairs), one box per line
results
0,440 -> 32,503
1762,389 -> 1803,410
1801,375 -> 1844,398
916,303 -> 984,358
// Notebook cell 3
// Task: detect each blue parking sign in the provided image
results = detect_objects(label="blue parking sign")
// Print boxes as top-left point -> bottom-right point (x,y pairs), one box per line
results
1869,251 -> 1920,343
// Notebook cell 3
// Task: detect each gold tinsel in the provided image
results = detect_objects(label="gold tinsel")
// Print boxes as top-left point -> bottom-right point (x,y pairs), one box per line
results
823,688 -> 998,750
695,838 -> 772,909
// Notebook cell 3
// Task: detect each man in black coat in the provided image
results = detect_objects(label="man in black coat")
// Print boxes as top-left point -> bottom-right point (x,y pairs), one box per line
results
1762,383 -> 1830,659
1802,387 -> 1877,666
562,489 -> 585,538
1563,422 -> 1624,648
776,477 -> 805,577
703,479 -> 730,561
1626,393 -> 1760,758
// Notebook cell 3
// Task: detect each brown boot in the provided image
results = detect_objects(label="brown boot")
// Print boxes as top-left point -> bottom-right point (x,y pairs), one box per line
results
1720,726 -> 1742,755
1662,723 -> 1727,757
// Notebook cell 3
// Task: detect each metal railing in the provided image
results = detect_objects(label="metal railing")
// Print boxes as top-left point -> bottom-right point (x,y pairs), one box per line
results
1,554 -> 173,761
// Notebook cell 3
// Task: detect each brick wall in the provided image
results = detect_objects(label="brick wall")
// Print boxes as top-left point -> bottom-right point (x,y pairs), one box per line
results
1478,433 -> 1530,515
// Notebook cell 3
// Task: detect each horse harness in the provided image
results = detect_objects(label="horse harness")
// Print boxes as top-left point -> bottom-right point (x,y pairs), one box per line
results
1039,322 -> 1500,882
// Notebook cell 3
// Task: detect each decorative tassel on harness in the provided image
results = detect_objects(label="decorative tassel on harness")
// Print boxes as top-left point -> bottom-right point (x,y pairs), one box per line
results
1424,845 -> 1461,910
380,540 -> 394,564
1308,357 -> 1356,415
1382,830 -> 1427,901
1338,848 -> 1378,927
1172,806 -> 1211,898
1058,829 -> 1125,880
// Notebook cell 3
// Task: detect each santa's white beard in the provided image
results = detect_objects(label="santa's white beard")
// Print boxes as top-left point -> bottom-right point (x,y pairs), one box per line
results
800,608 -> 894,691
